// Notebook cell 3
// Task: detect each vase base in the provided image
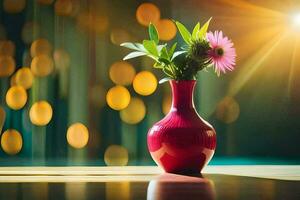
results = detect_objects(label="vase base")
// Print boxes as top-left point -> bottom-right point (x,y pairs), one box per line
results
164,169 -> 203,176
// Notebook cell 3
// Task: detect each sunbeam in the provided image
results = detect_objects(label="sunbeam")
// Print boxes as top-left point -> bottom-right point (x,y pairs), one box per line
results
228,32 -> 290,97
287,38 -> 300,98
220,0 -> 286,18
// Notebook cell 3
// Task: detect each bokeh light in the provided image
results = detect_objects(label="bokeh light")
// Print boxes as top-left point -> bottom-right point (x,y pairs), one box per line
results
77,12 -> 109,33
136,3 -> 160,26
30,38 -> 52,57
89,84 -> 106,108
133,71 -> 157,96
106,85 -> 131,110
55,0 -> 73,16
16,67 -> 34,89
6,86 -> 27,110
0,56 -> 15,77
66,123 -> 89,149
29,101 -> 53,126
1,129 -> 23,155
162,94 -> 172,115
104,145 -> 128,166
53,48 -> 71,70
0,106 -> 5,133
106,182 -> 130,200
22,22 -> 39,44
30,54 -> 54,77
3,0 -> 26,14
216,96 -> 240,124
120,97 -> 146,124
109,61 -> 136,85
110,29 -> 131,45
0,40 -> 15,56
155,19 -> 177,41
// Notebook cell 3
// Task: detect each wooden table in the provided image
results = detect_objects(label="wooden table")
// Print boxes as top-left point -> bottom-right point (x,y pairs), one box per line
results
0,166 -> 299,199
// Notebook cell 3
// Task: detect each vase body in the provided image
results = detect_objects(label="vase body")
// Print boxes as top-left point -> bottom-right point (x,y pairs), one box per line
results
147,80 -> 216,174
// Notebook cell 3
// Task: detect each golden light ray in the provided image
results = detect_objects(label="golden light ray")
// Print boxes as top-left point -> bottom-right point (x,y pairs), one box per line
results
213,15 -> 287,29
228,31 -> 290,97
220,0 -> 285,18
234,25 -> 284,62
287,37 -> 300,97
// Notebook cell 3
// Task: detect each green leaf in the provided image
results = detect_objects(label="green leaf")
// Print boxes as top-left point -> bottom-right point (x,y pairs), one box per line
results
169,43 -> 177,57
171,50 -> 186,61
160,46 -> 169,60
192,22 -> 200,40
153,62 -> 163,69
175,21 -> 192,44
149,23 -> 159,44
158,57 -> 170,65
159,77 -> 172,84
120,42 -> 146,52
198,17 -> 212,40
143,40 -> 158,56
123,51 -> 147,60
157,44 -> 167,52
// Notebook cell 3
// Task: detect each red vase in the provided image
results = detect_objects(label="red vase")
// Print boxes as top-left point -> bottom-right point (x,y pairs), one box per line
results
147,80 -> 216,174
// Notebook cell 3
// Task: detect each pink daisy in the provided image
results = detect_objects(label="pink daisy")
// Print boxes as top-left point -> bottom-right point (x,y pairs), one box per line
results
206,31 -> 236,76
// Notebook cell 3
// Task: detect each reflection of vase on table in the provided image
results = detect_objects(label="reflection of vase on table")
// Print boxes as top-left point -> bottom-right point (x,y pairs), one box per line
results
147,173 -> 215,200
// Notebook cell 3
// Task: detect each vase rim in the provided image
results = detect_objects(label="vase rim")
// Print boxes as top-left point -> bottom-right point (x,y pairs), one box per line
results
169,79 -> 197,83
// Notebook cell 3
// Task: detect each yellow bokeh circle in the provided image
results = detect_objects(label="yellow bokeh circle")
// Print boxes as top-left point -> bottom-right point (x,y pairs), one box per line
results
0,40 -> 15,56
77,13 -> 109,33
162,94 -> 172,115
104,145 -> 128,166
110,29 -> 131,45
106,86 -> 131,110
29,101 -> 53,126
133,71 -> 157,96
1,129 -> 22,155
22,22 -> 39,44
216,96 -> 240,124
53,49 -> 70,70
31,55 -> 54,77
66,123 -> 89,149
109,61 -> 136,85
120,97 -> 146,124
136,3 -> 160,26
3,0 -> 26,14
30,38 -> 52,57
155,19 -> 177,41
0,56 -> 15,77
55,0 -> 73,16
16,67 -> 34,89
6,86 -> 27,110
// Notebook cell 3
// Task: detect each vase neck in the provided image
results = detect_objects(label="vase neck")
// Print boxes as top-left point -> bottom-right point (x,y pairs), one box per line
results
170,80 -> 196,110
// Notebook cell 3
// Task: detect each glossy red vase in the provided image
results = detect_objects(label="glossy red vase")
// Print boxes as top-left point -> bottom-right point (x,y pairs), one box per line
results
147,80 -> 216,174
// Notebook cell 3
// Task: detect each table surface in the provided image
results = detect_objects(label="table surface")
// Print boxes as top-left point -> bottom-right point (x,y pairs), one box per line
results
0,165 -> 299,200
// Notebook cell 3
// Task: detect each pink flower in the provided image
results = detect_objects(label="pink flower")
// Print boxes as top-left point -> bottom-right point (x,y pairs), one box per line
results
206,31 -> 236,76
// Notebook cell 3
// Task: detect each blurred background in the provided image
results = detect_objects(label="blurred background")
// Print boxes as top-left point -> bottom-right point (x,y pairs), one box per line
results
0,0 -> 299,166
